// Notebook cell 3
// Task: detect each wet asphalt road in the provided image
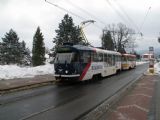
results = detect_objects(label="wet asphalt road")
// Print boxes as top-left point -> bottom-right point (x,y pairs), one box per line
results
0,64 -> 148,120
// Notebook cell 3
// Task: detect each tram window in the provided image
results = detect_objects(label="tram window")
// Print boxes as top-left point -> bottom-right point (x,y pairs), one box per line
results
93,53 -> 98,62
104,54 -> 108,66
112,55 -> 115,65
117,56 -> 119,62
133,57 -> 136,61
104,54 -> 108,62
122,56 -> 127,61
117,56 -> 119,61
80,52 -> 91,63
54,53 -> 72,63
108,54 -> 112,66
119,56 -> 121,62
98,53 -> 103,62
115,55 -> 118,62
128,57 -> 131,61
71,53 -> 79,62
129,57 -> 132,61
132,57 -> 135,61
91,52 -> 94,61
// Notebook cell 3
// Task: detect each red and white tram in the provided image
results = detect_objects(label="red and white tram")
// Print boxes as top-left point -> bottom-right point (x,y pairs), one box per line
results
54,44 -> 121,81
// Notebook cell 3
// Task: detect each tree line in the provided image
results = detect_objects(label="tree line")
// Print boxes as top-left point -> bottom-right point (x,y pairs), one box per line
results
0,27 -> 45,66
0,14 -> 137,66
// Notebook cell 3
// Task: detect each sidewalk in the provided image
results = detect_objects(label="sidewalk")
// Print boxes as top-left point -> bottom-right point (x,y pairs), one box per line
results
104,75 -> 160,120
0,75 -> 55,93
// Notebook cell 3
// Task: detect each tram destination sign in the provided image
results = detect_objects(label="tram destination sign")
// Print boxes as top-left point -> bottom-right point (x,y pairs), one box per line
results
57,47 -> 73,53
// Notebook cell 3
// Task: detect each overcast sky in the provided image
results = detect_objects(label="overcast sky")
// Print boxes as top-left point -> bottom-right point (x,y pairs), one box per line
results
0,0 -> 159,52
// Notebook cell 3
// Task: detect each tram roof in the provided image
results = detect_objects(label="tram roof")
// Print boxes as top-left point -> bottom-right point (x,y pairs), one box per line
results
56,45 -> 121,55
122,53 -> 136,57
72,45 -> 121,55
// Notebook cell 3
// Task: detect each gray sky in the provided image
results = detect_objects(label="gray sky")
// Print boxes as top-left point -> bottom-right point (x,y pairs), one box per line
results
0,0 -> 159,52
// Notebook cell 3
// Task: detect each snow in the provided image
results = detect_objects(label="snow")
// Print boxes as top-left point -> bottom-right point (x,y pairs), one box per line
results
0,64 -> 54,80
155,62 -> 160,75
136,61 -> 148,66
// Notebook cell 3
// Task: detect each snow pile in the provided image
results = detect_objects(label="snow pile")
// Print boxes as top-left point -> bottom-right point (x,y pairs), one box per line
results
155,62 -> 160,75
136,61 -> 148,66
0,64 -> 54,80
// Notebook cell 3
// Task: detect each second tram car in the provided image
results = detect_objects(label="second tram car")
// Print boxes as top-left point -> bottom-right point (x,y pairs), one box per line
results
121,54 -> 136,70
54,44 -> 121,81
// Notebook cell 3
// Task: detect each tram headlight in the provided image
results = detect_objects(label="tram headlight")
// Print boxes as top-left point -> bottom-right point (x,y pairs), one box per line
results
65,70 -> 68,74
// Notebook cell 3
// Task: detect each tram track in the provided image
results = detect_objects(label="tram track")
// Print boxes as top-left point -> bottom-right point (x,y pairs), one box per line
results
20,94 -> 82,120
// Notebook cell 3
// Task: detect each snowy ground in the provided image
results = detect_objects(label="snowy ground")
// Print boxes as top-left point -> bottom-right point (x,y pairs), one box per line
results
136,61 -> 148,66
0,64 -> 54,80
0,61 -> 158,80
155,62 -> 160,75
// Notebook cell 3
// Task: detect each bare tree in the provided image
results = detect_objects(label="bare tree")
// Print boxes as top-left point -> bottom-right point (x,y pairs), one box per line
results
105,23 -> 135,53
125,38 -> 138,53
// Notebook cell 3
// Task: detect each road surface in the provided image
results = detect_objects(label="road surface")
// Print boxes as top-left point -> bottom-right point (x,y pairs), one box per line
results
0,64 -> 148,120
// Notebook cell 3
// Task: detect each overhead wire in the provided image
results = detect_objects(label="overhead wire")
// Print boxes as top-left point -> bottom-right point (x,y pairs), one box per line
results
67,0 -> 107,26
66,0 -> 106,29
45,0 -> 103,30
111,0 -> 142,35
45,0 -> 152,33
104,0 -> 133,28
45,0 -> 86,21
139,6 -> 151,32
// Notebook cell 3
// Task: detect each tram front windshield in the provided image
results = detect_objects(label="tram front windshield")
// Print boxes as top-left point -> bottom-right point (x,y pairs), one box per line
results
54,52 -> 78,64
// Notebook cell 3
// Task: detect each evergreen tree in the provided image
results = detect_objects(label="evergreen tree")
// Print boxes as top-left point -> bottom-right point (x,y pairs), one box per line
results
101,31 -> 114,50
32,27 -> 46,66
53,14 -> 86,50
20,41 -> 31,65
0,29 -> 31,65
1,29 -> 22,64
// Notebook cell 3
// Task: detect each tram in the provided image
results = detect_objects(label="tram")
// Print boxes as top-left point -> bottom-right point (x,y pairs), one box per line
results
54,44 -> 121,81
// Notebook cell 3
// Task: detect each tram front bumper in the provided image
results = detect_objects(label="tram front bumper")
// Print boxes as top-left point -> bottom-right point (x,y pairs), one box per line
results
54,74 -> 80,77
54,74 -> 80,81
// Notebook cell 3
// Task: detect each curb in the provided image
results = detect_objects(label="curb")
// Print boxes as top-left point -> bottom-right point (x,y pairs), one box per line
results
0,80 -> 55,94
77,74 -> 144,120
